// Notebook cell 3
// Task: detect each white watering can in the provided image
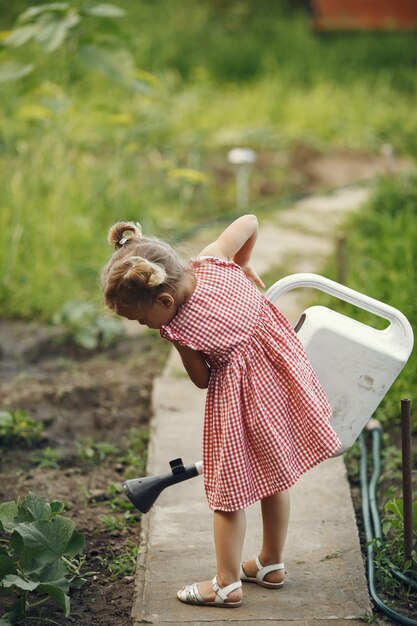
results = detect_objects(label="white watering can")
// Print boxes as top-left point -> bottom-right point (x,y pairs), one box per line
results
267,273 -> 414,455
123,273 -> 414,512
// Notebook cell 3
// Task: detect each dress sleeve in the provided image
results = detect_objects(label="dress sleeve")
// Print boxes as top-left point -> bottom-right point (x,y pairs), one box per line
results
160,324 -> 204,352
159,324 -> 175,342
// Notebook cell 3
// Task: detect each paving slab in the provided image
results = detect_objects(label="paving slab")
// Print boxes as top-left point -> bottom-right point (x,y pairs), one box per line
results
131,187 -> 372,624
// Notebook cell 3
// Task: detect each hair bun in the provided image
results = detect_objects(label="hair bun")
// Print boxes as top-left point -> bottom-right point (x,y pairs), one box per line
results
125,256 -> 167,288
108,221 -> 143,250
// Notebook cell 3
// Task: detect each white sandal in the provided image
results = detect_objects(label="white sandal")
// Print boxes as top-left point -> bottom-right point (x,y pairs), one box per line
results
177,576 -> 242,608
240,556 -> 286,589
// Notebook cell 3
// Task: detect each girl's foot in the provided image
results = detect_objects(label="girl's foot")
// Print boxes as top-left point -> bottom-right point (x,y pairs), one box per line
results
177,577 -> 243,607
241,556 -> 285,587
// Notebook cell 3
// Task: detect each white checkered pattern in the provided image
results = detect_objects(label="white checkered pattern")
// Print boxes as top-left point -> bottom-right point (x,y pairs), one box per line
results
160,257 -> 341,511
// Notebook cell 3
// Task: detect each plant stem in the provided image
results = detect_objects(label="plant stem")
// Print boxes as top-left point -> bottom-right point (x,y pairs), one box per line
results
27,597 -> 49,610
26,617 -> 62,625
61,555 -> 80,574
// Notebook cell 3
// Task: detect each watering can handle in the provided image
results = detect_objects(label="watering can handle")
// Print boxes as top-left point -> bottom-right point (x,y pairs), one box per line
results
266,273 -> 413,351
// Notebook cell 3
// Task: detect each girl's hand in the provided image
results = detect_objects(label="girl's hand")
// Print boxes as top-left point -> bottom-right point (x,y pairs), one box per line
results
240,264 -> 265,290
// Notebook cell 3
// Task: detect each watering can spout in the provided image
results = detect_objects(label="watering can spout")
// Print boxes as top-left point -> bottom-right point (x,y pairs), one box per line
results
123,459 -> 203,513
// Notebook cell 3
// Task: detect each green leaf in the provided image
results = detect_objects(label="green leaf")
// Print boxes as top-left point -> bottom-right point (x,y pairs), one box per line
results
0,501 -> 19,533
18,3 -> 70,23
35,19 -> 69,52
84,4 -> 126,18
35,12 -> 81,53
22,492 -> 51,521
3,25 -> 38,47
39,560 -> 68,585
12,515 -> 79,574
37,582 -> 70,617
385,498 -> 404,519
1,574 -> 38,592
0,62 -> 34,84
50,501 -> 65,516
63,529 -> 84,557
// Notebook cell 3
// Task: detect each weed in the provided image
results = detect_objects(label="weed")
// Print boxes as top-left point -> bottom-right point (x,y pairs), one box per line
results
382,499 -> 417,576
357,613 -> 378,624
75,437 -> 119,464
31,446 -> 61,469
99,511 -> 137,532
0,410 -> 43,447
104,544 -> 139,579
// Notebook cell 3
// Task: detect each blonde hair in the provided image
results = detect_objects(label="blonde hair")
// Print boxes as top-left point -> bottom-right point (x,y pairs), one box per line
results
101,221 -> 187,312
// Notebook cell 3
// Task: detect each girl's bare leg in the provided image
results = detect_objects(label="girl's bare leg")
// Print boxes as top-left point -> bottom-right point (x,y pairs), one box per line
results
193,509 -> 246,602
242,490 -> 290,585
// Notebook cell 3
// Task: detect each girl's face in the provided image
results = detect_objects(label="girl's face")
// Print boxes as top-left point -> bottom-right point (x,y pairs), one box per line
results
117,293 -> 176,329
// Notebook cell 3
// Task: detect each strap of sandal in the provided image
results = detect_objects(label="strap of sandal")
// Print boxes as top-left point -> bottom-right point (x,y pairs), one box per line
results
212,576 -> 242,602
182,582 -> 204,604
255,556 -> 285,580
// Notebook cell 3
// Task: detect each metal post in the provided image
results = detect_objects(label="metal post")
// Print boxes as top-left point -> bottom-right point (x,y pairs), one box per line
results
401,398 -> 413,562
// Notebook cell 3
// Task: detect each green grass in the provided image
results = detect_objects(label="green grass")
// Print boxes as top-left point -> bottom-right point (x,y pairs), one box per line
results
0,1 -> 416,319
319,172 -> 417,433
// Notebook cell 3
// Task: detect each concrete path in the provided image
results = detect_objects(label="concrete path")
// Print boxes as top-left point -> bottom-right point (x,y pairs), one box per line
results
131,186 -> 372,625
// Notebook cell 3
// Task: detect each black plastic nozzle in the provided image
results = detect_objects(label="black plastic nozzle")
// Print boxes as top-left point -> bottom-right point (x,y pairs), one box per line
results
122,458 -> 202,514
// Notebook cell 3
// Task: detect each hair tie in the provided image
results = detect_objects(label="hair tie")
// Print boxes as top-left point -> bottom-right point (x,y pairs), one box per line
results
119,237 -> 128,246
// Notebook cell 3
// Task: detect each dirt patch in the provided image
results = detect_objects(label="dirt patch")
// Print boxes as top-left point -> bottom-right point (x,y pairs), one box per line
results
0,320 -> 169,625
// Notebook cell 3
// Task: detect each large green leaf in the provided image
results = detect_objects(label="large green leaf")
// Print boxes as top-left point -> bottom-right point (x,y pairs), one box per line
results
0,62 -> 34,84
37,583 -> 70,617
63,529 -> 84,558
22,492 -> 51,522
12,516 -> 80,574
38,559 -> 68,585
2,575 -> 70,617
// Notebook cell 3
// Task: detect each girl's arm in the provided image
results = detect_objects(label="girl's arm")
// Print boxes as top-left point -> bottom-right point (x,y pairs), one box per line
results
200,214 -> 265,289
173,342 -> 211,389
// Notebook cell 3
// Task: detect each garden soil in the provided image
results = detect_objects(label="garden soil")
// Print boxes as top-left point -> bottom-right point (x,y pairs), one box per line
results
0,323 -> 169,625
0,149 -> 414,625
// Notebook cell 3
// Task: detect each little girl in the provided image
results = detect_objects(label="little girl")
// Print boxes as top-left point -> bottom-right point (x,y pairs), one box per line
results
101,214 -> 341,608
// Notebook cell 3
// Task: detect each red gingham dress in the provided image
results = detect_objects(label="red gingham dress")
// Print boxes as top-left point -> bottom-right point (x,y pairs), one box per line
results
160,257 -> 341,511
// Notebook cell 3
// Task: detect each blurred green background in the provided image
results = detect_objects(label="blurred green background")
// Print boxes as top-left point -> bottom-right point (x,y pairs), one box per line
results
0,0 -> 416,318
